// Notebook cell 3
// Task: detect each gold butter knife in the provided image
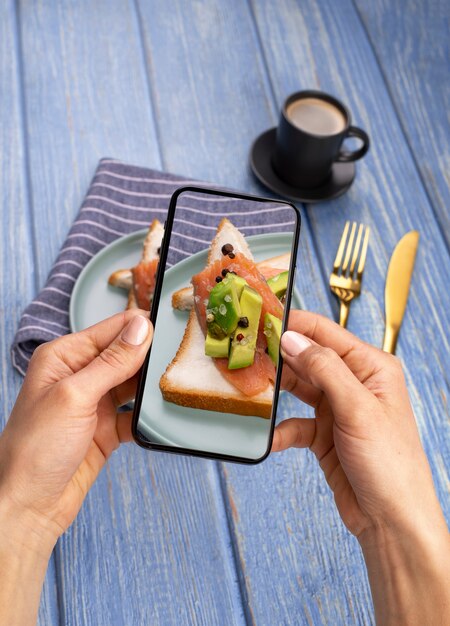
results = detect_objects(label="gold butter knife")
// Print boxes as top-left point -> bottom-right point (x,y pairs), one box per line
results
383,230 -> 419,354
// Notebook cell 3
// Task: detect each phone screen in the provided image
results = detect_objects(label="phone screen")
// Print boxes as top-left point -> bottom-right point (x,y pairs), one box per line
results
133,187 -> 300,463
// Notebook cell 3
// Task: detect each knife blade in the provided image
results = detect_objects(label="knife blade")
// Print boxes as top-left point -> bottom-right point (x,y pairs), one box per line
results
382,230 -> 419,354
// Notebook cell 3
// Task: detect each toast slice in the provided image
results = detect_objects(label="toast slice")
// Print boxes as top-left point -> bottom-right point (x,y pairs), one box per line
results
108,219 -> 164,310
160,310 -> 273,417
171,252 -> 291,311
159,218 -> 275,418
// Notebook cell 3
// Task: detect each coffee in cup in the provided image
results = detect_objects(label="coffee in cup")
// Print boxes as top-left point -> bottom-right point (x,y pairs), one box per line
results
286,97 -> 347,136
272,91 -> 369,189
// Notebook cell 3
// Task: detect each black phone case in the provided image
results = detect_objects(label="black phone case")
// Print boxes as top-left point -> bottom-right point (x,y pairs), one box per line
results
131,185 -> 301,464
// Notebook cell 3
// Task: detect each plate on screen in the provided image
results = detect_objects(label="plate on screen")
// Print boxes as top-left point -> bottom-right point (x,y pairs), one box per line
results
70,230 -> 300,455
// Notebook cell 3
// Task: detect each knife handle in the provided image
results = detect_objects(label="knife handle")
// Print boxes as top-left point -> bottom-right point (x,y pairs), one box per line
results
382,325 -> 399,354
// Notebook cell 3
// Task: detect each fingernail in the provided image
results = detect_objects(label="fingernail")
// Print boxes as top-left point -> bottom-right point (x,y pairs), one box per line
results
122,315 -> 149,346
281,331 -> 311,357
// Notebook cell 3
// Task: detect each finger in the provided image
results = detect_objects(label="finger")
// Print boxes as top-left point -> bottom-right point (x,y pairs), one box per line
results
116,411 -> 133,443
281,331 -> 375,421
318,446 -> 351,497
111,374 -> 139,407
272,417 -> 316,451
51,309 -> 151,374
287,310 -> 386,382
72,315 -> 153,400
70,440 -> 108,501
288,310 -> 366,355
280,362 -> 322,407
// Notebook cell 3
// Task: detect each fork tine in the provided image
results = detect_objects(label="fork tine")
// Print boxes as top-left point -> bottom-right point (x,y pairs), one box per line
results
357,226 -> 370,278
341,222 -> 357,274
349,223 -> 364,276
333,221 -> 350,272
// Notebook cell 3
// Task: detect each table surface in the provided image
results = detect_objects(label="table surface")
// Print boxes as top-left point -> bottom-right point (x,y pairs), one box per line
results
1,1 -> 449,624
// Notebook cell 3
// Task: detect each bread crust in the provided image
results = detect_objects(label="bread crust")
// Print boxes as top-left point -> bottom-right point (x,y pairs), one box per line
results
160,387 -> 271,418
171,287 -> 193,311
127,288 -> 138,309
108,268 -> 132,289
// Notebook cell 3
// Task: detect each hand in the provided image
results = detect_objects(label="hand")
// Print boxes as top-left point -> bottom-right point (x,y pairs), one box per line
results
0,310 -> 152,545
0,310 -> 152,626
273,310 -> 449,623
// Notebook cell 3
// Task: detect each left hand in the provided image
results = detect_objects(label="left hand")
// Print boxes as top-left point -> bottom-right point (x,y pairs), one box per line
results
0,310 -> 152,547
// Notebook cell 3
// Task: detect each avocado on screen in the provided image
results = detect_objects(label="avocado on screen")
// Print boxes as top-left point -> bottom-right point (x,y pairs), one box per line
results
228,286 -> 262,370
205,333 -> 230,358
264,313 -> 282,367
267,271 -> 288,299
206,278 -> 242,339
226,273 -> 247,299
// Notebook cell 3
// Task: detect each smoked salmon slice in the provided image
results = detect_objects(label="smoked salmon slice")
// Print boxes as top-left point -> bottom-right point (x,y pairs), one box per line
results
191,252 -> 283,397
132,258 -> 159,310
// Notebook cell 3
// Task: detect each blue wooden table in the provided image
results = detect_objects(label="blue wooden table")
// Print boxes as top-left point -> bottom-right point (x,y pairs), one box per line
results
1,1 -> 449,624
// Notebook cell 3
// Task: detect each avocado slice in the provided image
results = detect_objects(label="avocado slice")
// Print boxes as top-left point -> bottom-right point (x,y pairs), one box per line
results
267,271 -> 288,299
226,273 -> 247,299
205,333 -> 230,358
264,313 -> 282,367
228,286 -> 262,370
206,279 -> 241,339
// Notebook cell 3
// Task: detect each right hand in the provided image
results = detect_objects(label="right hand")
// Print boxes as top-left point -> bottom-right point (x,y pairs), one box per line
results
273,310 -> 447,543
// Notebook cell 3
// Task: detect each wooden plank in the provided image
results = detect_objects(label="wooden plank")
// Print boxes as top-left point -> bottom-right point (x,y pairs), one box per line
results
0,2 -> 60,625
18,1 -> 245,624
238,0 -> 449,623
14,2 -> 449,625
354,0 -> 450,248
135,1 -> 370,624
57,450 -> 246,625
137,0 -> 448,623
248,0 -> 450,514
17,0 -> 161,287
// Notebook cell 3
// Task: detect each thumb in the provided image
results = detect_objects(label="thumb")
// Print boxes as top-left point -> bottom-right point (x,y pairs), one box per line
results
73,314 -> 153,400
280,331 -> 373,418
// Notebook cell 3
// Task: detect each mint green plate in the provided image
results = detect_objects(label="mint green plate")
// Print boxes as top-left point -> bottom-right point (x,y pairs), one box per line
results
70,230 -> 299,460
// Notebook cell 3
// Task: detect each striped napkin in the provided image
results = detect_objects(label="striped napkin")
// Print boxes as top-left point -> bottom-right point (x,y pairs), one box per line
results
12,158 -> 295,375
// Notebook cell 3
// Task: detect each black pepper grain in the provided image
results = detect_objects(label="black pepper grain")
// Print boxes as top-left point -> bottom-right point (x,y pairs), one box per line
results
221,268 -> 230,277
221,243 -> 234,256
228,252 -> 235,259
215,276 -> 223,283
238,317 -> 249,328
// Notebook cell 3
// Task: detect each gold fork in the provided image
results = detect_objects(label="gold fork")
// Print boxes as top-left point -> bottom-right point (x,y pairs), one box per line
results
329,221 -> 370,328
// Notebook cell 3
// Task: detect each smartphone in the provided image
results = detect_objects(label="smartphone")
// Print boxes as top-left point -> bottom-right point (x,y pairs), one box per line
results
132,186 -> 300,463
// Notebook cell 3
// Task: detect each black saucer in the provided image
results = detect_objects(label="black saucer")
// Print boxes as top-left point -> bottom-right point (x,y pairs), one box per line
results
250,128 -> 356,203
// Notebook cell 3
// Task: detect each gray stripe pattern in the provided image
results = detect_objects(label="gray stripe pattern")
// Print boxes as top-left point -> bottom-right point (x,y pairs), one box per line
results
12,159 -> 295,375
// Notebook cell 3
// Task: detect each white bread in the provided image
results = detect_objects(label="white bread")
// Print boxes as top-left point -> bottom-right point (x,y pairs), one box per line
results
207,217 -> 252,263
256,252 -> 291,272
127,289 -> 138,309
160,310 -> 273,417
108,268 -> 132,290
142,220 -> 164,262
171,252 -> 291,311
159,218 -> 275,419
171,286 -> 193,311
108,219 -> 163,309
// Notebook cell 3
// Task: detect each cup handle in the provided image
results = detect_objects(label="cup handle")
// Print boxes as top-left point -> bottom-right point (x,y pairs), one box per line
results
336,126 -> 370,162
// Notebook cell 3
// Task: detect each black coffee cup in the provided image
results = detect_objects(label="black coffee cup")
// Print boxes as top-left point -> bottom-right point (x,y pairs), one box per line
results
272,90 -> 369,189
